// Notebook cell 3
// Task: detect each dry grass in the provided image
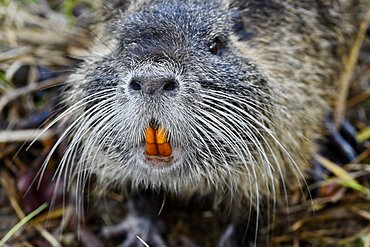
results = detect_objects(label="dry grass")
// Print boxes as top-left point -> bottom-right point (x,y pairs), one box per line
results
0,1 -> 369,246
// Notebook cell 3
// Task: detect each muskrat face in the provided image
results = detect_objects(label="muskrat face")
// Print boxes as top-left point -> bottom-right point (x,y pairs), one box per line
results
64,0 -> 273,194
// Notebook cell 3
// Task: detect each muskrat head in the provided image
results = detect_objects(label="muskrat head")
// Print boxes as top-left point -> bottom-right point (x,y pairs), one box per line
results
64,0 -> 274,196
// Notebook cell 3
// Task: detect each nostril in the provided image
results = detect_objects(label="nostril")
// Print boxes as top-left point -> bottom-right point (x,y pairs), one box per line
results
129,80 -> 142,91
162,80 -> 178,92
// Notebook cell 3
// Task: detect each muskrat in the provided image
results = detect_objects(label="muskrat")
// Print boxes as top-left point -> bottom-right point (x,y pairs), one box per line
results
47,0 -> 367,246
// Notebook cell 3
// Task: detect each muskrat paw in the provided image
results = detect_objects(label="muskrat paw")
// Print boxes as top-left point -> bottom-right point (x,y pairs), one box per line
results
218,224 -> 256,247
101,215 -> 167,247
321,116 -> 362,163
312,116 -> 364,197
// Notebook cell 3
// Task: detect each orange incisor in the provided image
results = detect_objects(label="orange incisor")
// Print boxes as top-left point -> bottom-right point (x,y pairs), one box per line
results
145,126 -> 172,156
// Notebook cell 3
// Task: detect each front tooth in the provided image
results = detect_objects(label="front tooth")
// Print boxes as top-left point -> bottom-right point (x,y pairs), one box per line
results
146,143 -> 158,155
145,125 -> 172,157
145,126 -> 156,144
158,143 -> 172,156
156,127 -> 167,144
145,126 -> 158,155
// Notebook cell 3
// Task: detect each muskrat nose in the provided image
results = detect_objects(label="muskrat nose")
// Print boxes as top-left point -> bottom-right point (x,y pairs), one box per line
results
129,77 -> 178,95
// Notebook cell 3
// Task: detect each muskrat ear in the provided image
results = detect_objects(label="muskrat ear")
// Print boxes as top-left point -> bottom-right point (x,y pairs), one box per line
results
221,1 -> 253,41
229,7 -> 254,41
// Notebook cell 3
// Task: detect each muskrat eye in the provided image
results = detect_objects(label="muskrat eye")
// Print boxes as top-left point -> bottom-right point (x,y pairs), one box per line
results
209,38 -> 224,55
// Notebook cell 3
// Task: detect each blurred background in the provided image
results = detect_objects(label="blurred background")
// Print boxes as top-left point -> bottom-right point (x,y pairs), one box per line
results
0,1 -> 370,246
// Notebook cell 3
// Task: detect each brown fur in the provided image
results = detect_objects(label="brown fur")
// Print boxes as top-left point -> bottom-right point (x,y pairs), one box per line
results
61,0 -> 367,221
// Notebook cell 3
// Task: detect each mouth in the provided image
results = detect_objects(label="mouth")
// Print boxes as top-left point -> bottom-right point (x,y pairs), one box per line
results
144,124 -> 174,167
